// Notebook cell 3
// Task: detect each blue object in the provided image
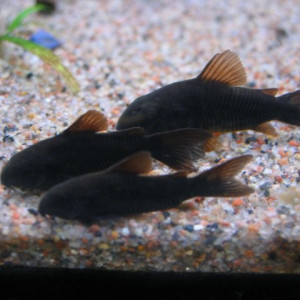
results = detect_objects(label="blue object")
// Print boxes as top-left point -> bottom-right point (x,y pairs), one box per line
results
29,29 -> 61,49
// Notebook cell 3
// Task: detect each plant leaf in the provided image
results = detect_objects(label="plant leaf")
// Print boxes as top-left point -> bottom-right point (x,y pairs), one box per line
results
0,35 -> 80,93
6,4 -> 49,34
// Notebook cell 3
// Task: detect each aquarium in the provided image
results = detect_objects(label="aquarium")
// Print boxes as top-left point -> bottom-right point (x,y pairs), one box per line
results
0,0 -> 300,286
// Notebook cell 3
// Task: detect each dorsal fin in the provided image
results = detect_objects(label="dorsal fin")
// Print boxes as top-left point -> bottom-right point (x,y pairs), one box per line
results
110,127 -> 145,136
197,50 -> 247,86
63,110 -> 108,134
260,88 -> 278,96
105,151 -> 152,174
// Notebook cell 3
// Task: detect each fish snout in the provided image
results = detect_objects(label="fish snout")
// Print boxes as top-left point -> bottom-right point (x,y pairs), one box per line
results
0,164 -> 15,187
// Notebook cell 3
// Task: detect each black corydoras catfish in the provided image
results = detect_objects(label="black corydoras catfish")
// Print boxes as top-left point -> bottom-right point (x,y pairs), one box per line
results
117,50 -> 300,138
39,151 -> 254,223
1,110 -> 211,190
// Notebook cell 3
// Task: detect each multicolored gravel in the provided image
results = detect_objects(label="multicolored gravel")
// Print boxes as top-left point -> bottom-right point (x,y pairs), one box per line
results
0,0 -> 299,272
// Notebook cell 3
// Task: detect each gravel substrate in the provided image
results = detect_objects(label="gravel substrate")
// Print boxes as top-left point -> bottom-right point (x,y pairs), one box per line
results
0,0 -> 299,273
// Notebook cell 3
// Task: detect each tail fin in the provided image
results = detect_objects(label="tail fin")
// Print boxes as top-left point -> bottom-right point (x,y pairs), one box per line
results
148,128 -> 212,172
196,155 -> 254,197
278,90 -> 300,126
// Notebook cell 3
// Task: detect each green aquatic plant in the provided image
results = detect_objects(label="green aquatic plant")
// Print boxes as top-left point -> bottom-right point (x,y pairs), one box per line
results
0,4 -> 80,94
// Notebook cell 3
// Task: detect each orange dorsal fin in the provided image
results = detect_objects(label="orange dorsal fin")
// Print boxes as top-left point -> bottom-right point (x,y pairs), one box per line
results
63,110 -> 108,134
197,50 -> 247,86
260,88 -> 278,96
105,151 -> 152,174
254,122 -> 278,137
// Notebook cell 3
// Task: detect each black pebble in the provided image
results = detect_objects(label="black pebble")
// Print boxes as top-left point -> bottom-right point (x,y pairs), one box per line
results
3,125 -> 17,134
206,223 -> 219,231
109,79 -> 117,87
117,93 -> 124,99
245,136 -> 257,144
162,211 -> 170,219
3,136 -> 14,143
248,81 -> 256,87
183,225 -> 194,232
259,182 -> 272,191
36,0 -> 56,14
277,206 -> 290,215
26,72 -> 34,79
204,235 -> 216,245
276,28 -> 288,40
95,231 -> 102,237
268,251 -> 277,260
94,82 -> 101,89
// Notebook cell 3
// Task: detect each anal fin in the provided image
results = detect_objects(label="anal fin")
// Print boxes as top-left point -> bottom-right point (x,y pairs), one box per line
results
105,151 -> 152,175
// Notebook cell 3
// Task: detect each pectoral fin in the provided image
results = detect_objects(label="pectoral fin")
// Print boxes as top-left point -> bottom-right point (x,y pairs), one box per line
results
204,135 -> 222,152
254,122 -> 278,137
197,50 -> 247,86
105,151 -> 152,175
260,88 -> 278,96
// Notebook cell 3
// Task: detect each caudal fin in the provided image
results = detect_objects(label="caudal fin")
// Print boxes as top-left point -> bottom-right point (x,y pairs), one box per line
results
148,128 -> 213,172
196,155 -> 254,197
278,90 -> 300,126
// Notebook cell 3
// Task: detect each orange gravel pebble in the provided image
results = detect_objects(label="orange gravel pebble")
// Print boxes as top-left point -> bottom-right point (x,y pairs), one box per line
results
278,149 -> 289,157
278,157 -> 289,166
88,224 -> 101,233
37,239 -> 44,247
12,211 -> 20,219
110,230 -> 119,239
248,223 -> 260,233
232,198 -> 244,207
288,140 -> 300,147
138,245 -> 145,251
9,203 -> 18,210
81,237 -> 88,244
85,260 -> 93,267
244,250 -> 254,258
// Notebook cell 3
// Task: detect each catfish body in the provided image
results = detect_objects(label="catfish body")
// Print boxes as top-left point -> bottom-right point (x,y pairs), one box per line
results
1,111 -> 210,190
39,152 -> 254,223
116,50 -> 300,136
